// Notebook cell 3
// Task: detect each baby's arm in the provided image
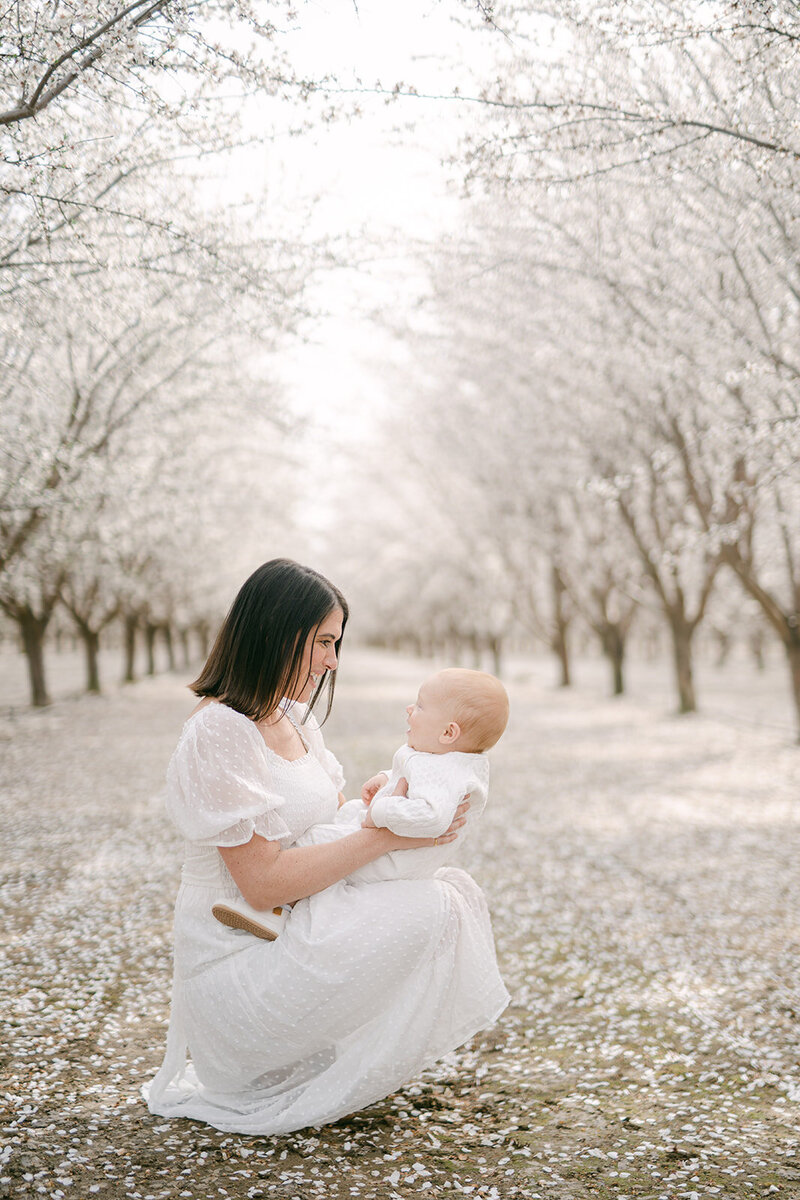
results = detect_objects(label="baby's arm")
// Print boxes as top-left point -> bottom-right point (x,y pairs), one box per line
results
361,772 -> 389,804
368,772 -> 462,839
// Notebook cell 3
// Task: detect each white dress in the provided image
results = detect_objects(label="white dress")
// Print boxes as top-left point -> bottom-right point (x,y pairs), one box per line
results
298,744 -> 490,883
143,701 -> 509,1136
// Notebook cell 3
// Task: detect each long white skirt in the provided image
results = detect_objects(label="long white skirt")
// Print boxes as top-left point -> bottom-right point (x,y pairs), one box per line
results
144,863 -> 509,1135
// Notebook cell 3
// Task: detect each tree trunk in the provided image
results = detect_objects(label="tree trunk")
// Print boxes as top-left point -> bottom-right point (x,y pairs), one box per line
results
123,614 -> 137,683
163,623 -> 176,671
489,634 -> 503,677
195,620 -> 211,660
551,565 -> 571,687
786,636 -> 800,744
79,625 -> 101,693
669,615 -> 697,714
470,632 -> 482,669
553,631 -> 570,687
643,627 -> 660,661
179,627 -> 191,669
713,629 -> 731,667
145,622 -> 158,676
750,628 -> 766,671
19,607 -> 51,707
601,625 -> 625,696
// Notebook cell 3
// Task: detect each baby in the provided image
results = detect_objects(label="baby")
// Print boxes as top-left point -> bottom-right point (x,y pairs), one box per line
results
212,668 -> 509,940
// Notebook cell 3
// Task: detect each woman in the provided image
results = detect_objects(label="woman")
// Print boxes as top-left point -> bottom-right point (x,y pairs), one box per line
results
144,559 -> 509,1135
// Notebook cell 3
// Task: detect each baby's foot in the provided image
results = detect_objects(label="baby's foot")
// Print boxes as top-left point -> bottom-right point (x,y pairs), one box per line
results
212,898 -> 290,940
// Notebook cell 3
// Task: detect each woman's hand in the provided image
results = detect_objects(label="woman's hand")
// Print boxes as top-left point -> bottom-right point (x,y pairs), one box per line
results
438,795 -> 471,844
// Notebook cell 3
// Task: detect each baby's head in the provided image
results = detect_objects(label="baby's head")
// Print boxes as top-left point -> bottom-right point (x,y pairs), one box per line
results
405,668 -> 509,755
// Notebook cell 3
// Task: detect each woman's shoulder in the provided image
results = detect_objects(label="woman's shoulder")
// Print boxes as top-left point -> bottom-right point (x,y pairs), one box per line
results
175,700 -> 261,759
185,696 -> 248,720
184,698 -> 252,728
165,700 -> 292,846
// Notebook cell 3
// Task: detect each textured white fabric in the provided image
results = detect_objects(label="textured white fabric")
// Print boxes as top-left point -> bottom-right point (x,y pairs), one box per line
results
299,744 -> 489,883
144,701 -> 509,1135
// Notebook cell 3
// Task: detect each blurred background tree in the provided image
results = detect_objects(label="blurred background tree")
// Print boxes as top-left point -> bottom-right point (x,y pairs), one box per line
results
2,0 -> 799,738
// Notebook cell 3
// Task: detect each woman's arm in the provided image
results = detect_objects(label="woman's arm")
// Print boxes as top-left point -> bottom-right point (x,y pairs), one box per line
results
218,805 -> 467,911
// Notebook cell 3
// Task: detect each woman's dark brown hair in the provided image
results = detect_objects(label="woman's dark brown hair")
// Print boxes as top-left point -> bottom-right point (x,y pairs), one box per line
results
191,559 -> 348,723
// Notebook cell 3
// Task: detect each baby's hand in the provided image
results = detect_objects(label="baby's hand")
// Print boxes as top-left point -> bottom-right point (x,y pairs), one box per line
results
361,772 -> 388,804
392,776 -> 409,798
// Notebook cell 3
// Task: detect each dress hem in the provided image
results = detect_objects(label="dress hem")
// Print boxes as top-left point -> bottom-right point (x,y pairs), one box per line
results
142,984 -> 510,1136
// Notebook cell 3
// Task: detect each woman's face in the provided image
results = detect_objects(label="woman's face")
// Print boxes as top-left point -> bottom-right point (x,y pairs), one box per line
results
291,607 -> 344,702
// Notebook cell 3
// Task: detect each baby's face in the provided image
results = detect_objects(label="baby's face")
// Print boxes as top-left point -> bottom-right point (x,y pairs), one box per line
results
405,675 -> 459,754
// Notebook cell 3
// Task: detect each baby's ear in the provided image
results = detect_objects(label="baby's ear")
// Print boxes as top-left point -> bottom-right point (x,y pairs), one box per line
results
439,721 -> 461,746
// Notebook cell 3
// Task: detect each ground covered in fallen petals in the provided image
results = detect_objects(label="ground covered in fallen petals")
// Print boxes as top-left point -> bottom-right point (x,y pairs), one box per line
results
2,649 -> 799,1200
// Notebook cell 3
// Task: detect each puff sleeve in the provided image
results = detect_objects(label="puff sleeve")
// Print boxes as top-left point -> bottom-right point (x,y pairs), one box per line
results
165,704 -> 292,846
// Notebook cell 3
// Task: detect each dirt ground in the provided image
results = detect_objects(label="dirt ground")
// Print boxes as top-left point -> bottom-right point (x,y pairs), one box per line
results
1,649 -> 799,1200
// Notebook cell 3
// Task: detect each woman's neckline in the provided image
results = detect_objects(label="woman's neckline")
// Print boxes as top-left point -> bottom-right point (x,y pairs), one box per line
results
191,696 -> 312,764
259,702 -> 311,763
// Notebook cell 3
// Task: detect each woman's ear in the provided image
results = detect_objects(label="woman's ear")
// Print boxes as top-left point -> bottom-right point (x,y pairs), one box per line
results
439,721 -> 461,746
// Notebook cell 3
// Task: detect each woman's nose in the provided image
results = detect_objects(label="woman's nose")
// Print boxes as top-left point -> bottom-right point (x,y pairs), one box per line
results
325,648 -> 338,669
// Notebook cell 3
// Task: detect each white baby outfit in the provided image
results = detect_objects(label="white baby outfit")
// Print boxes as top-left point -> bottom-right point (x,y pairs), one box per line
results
143,701 -> 509,1135
297,744 -> 489,883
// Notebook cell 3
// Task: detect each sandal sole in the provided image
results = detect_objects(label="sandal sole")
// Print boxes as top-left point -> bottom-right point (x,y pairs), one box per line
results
212,904 -> 281,941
